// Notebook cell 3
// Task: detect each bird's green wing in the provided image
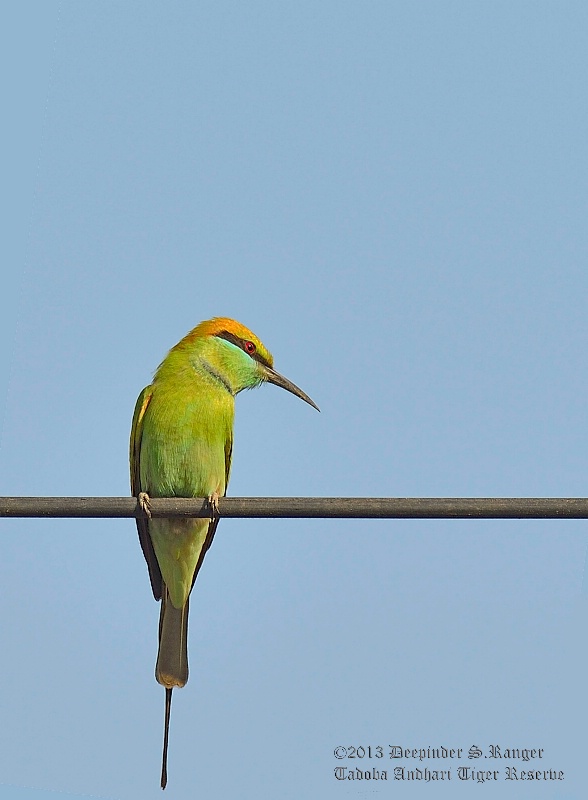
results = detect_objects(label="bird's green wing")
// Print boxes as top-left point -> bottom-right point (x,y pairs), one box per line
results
224,432 -> 233,490
130,385 -> 151,494
130,385 -> 163,600
189,430 -> 233,590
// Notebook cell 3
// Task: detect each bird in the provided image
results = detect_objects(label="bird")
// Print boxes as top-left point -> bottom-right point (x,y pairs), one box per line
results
129,317 -> 318,788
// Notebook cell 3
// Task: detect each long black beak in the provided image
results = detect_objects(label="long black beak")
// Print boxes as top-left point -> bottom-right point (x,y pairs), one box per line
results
263,366 -> 320,411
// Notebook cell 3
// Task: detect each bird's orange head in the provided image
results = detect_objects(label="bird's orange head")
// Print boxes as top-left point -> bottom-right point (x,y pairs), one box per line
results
184,317 -> 274,369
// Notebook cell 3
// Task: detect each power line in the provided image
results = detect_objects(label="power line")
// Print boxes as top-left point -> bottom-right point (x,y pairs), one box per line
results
1,496 -> 588,519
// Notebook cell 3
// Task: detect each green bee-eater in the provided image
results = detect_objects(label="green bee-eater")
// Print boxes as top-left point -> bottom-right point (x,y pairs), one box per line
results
130,317 -> 318,788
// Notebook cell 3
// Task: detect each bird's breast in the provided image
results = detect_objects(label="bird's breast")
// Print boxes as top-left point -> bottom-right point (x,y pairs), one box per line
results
140,381 -> 234,499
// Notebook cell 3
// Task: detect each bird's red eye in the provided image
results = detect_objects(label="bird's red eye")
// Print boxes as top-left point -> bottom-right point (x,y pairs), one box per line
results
244,340 -> 256,354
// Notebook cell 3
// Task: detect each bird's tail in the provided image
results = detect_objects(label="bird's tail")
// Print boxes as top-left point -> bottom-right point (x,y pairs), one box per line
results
161,688 -> 172,790
156,587 -> 189,789
156,586 -> 189,687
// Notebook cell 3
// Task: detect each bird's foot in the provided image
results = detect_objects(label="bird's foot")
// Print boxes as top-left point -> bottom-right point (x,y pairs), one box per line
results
138,491 -> 152,519
207,491 -> 220,521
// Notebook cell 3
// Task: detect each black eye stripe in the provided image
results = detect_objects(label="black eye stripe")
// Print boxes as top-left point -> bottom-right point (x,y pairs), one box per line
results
216,330 -> 271,368
215,330 -> 242,349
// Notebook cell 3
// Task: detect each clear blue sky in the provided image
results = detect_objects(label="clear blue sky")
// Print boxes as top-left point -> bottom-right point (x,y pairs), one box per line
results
2,2 -> 586,798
